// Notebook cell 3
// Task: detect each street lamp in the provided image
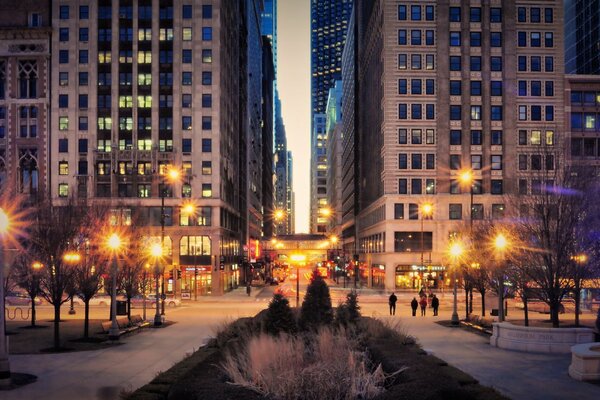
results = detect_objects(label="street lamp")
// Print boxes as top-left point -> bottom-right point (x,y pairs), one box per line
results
494,233 -> 508,322
106,233 -> 122,340
291,254 -> 306,307
0,208 -> 11,385
449,241 -> 464,326
459,169 -> 475,229
182,203 -> 199,301
420,203 -> 433,288
63,252 -> 82,315
160,165 -> 181,316
150,242 -> 163,326
142,263 -> 150,321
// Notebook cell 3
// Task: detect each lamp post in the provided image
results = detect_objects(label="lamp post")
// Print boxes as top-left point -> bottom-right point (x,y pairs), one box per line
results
63,252 -> 82,315
142,263 -> 150,321
107,233 -> 122,340
459,170 -> 474,229
151,243 -> 163,326
494,233 -> 508,322
0,208 -> 12,385
420,203 -> 433,289
449,241 -> 464,326
182,203 -> 198,301
330,235 -> 338,280
160,166 -> 180,317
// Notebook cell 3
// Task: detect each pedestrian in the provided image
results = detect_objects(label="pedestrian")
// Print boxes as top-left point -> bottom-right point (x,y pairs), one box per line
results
388,292 -> 398,316
431,294 -> 439,316
411,297 -> 418,317
420,296 -> 427,316
246,283 -> 251,296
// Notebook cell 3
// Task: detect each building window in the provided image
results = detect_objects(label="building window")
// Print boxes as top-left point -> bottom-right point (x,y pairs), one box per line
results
491,106 -> 503,121
450,32 -> 461,46
470,81 -> 482,96
202,184 -> 212,198
450,81 -> 461,96
59,5 -> 69,19
491,32 -> 502,47
411,179 -> 422,194
59,162 -> 69,175
59,117 -> 69,130
491,130 -> 502,145
202,94 -> 212,108
449,204 -> 462,220
411,154 -> 422,169
202,161 -> 212,175
450,7 -> 461,22
398,30 -> 407,45
398,104 -> 407,119
202,5 -> 213,18
398,5 -> 407,20
470,106 -> 482,120
202,27 -> 213,41
531,32 -> 541,47
471,155 -> 482,170
470,56 -> 481,71
490,8 -> 502,23
182,27 -> 192,41
491,180 -> 503,195
491,155 -> 503,170
450,56 -> 461,71
450,105 -> 461,121
411,54 -> 421,69
491,81 -> 502,96
58,183 -> 69,197
411,5 -> 421,20
518,31 -> 527,47
450,130 -> 461,145
470,32 -> 481,47
202,138 -> 212,152
59,27 -> 69,42
492,204 -> 505,220
470,7 -> 481,22
398,154 -> 407,169
491,56 -> 502,71
411,30 -> 421,46
182,4 -> 192,19
471,130 -> 482,145
202,116 -> 212,130
182,72 -> 192,85
180,236 -> 211,256
450,155 -> 461,170
398,129 -> 407,144
426,154 -> 435,169
519,106 -> 527,120
394,204 -> 404,219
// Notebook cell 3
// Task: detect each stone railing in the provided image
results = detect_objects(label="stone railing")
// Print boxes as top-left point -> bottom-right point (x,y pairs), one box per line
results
569,343 -> 600,381
490,322 -> 595,353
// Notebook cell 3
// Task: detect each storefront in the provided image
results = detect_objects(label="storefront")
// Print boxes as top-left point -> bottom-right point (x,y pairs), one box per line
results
179,266 -> 212,298
395,265 -> 445,290
371,264 -> 386,289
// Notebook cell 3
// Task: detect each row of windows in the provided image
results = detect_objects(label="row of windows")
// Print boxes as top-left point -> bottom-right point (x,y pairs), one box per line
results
571,113 -> 600,131
398,129 -> 435,145
517,31 -> 554,48
517,7 -> 554,23
59,182 -> 214,200
398,104 -> 436,120
92,27 -> 214,42
57,93 -> 213,110
518,179 -> 556,196
398,153 -> 436,170
397,5 -> 435,21
518,81 -> 554,97
448,105 -> 504,121
449,80 -> 503,96
570,91 -> 600,105
518,55 -> 554,72
571,138 -> 600,158
398,79 -> 435,95
62,115 -> 212,132
97,93 -> 208,110
518,154 -> 555,171
518,105 -> 555,121
57,136 -> 213,154
448,130 -> 503,146
59,4 -> 213,20
397,178 -> 504,195
448,7 -> 503,23
448,204 -> 506,221
449,31 -> 502,47
397,29 -> 435,46
449,56 -> 503,71
398,54 -> 435,70
58,49 -> 213,65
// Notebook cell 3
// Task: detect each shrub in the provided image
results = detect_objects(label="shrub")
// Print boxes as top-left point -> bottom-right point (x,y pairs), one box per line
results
336,290 -> 361,326
299,270 -> 333,331
221,328 -> 385,400
265,293 -> 297,335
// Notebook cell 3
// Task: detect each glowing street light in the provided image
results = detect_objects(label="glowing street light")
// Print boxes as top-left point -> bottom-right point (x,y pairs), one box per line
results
493,233 -> 509,322
63,252 -> 82,315
106,233 -> 123,340
449,241 -> 464,325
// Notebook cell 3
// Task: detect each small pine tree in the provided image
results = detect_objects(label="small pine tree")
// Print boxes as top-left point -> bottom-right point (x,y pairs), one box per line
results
345,290 -> 361,324
265,293 -> 297,335
299,270 -> 333,331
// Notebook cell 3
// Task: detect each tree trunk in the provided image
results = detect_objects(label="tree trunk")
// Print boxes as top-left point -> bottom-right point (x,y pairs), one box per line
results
465,287 -> 469,319
127,297 -> 131,321
574,284 -> 581,327
550,300 -> 560,328
31,300 -> 36,327
481,290 -> 486,316
469,289 -> 474,314
53,304 -> 61,350
524,297 -> 529,327
84,300 -> 90,339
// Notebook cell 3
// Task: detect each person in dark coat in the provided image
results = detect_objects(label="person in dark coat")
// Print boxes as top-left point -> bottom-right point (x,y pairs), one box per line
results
388,293 -> 398,316
410,297 -> 418,317
431,294 -> 439,316
419,296 -> 427,316
246,284 -> 251,296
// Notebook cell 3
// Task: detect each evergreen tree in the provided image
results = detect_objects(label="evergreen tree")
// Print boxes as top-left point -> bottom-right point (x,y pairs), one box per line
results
345,290 -> 361,324
265,292 -> 297,335
299,270 -> 333,330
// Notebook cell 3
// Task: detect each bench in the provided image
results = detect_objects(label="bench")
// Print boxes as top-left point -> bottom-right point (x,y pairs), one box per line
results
101,314 -> 150,338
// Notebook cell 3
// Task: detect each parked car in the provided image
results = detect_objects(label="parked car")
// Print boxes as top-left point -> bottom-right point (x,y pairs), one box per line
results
5,292 -> 42,306
129,294 -> 180,308
87,294 -> 113,306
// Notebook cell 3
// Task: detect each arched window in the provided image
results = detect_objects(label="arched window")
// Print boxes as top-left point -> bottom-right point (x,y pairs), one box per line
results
18,60 -> 38,99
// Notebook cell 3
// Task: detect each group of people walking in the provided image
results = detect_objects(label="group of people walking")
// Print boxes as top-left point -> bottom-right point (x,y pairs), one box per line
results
388,290 -> 439,317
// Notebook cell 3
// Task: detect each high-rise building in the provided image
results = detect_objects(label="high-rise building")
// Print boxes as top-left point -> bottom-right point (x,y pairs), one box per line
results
565,74 -> 600,167
310,114 -> 327,233
262,37 -> 275,238
0,0 -> 51,202
274,96 -> 290,235
49,0 -> 261,296
325,81 -> 343,234
346,0 -> 564,291
261,0 -> 277,72
286,150 -> 295,233
310,0 -> 353,233
565,0 -> 600,74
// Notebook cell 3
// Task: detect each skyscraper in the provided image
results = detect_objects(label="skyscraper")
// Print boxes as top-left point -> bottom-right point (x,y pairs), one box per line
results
345,0 -> 564,291
310,0 -> 353,233
49,0 -> 263,296
565,0 -> 600,74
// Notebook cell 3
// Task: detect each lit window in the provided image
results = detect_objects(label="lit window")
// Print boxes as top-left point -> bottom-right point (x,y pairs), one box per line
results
59,162 -> 69,175
531,130 -> 541,145
182,27 -> 192,41
58,183 -> 69,197
59,117 -> 69,130
98,51 -> 111,63
137,51 -> 152,64
159,28 -> 174,41
119,96 -> 133,108
202,184 -> 212,198
137,96 -> 152,108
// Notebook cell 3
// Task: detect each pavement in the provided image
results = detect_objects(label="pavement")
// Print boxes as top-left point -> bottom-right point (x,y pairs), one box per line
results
2,289 -> 600,400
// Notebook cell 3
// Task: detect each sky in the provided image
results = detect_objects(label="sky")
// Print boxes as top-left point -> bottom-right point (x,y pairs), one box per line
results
278,0 -> 311,233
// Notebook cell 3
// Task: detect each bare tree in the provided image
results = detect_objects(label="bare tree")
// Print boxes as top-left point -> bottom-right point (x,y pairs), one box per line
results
31,202 -> 86,350
512,163 -> 597,328
11,254 -> 44,327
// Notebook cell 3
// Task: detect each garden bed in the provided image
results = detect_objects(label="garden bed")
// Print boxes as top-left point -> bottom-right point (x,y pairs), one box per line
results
125,316 -> 509,400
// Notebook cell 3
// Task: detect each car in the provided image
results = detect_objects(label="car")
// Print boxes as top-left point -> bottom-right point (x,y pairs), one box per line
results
87,294 -> 112,306
5,292 -> 42,306
129,294 -> 180,308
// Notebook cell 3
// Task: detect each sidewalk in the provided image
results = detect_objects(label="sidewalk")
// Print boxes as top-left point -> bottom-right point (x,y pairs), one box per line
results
373,305 -> 600,400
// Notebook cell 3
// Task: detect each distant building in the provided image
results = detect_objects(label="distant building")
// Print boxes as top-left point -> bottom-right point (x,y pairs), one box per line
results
310,0 -> 353,233
346,0 -> 565,291
565,0 -> 600,74
565,74 -> 600,168
262,37 -> 275,238
0,0 -> 51,202
286,150 -> 295,233
325,81 -> 343,235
